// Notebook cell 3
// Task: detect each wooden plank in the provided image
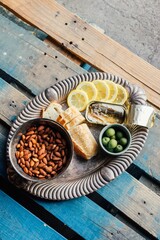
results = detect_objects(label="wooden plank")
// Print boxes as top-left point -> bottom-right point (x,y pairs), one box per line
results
1,0 -> 160,108
0,77 -> 160,184
44,36 -> 82,65
0,80 -> 146,239
1,14 -> 159,183
0,5 -> 47,40
0,71 -> 160,184
36,196 -> 144,240
0,127 -> 144,240
0,190 -> 66,240
0,80 -> 158,238
0,14 -> 85,96
97,172 -> 160,239
0,78 -> 29,123
140,175 -> 160,196
134,116 -> 160,182
0,132 -> 7,176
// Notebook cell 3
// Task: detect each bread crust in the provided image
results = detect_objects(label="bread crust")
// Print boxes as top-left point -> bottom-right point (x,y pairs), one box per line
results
42,102 -> 63,120
65,114 -> 85,130
69,123 -> 98,160
57,106 -> 81,126
43,104 -> 98,160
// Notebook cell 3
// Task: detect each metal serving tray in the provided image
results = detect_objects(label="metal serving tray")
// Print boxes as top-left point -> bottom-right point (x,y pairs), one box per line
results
6,72 -> 148,200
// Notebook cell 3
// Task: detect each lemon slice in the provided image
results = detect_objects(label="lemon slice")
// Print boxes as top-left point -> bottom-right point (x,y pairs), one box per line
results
67,89 -> 89,111
76,81 -> 97,102
104,80 -> 118,102
113,84 -> 128,105
92,80 -> 110,101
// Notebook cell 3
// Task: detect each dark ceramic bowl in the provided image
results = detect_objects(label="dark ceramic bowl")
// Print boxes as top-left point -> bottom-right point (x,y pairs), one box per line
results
9,118 -> 73,182
99,124 -> 131,156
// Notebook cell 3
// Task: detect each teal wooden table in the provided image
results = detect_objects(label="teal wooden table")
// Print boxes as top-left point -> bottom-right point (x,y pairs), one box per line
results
0,1 -> 160,239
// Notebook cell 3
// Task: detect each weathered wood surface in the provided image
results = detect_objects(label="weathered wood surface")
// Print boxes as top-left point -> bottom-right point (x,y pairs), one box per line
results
44,37 -> 83,65
0,129 -> 144,240
0,81 -> 159,239
0,78 -> 29,123
0,78 -> 147,239
97,172 -> 160,239
134,116 -> 160,182
1,0 -> 160,108
0,132 -> 7,176
36,194 -> 144,240
0,13 -> 85,96
0,4 -> 160,239
0,16 -> 160,184
0,190 -> 66,240
0,5 -> 47,41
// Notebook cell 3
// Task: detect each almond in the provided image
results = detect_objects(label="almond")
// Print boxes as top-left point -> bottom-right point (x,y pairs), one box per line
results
39,152 -> 47,160
32,158 -> 39,162
15,151 -> 20,159
38,148 -> 45,156
38,125 -> 45,131
26,130 -> 35,136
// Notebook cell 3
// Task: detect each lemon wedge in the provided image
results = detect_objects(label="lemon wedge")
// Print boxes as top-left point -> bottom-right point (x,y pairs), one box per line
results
67,89 -> 89,111
76,81 -> 97,102
92,80 -> 110,101
104,80 -> 118,102
113,84 -> 128,105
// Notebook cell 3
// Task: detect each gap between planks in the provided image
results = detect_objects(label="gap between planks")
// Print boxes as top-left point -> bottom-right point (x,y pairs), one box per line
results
0,79 -> 160,239
1,0 -> 160,109
97,172 -> 160,239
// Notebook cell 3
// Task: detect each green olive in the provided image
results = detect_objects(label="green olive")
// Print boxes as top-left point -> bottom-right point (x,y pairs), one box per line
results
111,135 -> 116,139
105,128 -> 115,137
114,144 -> 123,153
102,137 -> 110,147
116,131 -> 123,139
108,139 -> 117,149
107,148 -> 114,153
119,137 -> 128,146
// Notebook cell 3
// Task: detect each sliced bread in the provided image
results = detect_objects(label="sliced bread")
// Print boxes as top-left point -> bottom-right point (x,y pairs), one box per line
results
69,123 -> 98,160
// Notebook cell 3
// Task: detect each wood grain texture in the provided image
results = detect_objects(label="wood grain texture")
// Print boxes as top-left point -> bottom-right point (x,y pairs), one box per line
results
0,78 -> 160,185
44,36 -> 82,65
1,0 -> 160,108
0,78 -> 29,123
0,14 -> 85,96
134,116 -> 160,182
36,195 -> 144,240
1,77 -> 158,238
0,5 -> 47,41
0,190 -> 66,240
0,132 -> 7,176
97,172 -> 160,239
0,128 -> 143,240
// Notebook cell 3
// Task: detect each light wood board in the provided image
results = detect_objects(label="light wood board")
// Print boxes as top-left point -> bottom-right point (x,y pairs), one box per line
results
98,172 -> 160,239
1,0 -> 160,108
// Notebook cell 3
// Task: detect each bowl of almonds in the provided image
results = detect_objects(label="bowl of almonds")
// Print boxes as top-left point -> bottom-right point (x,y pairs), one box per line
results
9,118 -> 73,181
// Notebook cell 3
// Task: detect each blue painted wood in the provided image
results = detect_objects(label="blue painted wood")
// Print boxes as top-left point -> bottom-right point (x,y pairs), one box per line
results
0,128 -> 143,240
0,132 -> 7,177
0,9 -> 159,240
81,63 -> 92,71
0,190 -> 66,240
1,12 -> 159,185
97,172 -> 160,239
134,116 -> 160,182
0,78 -> 29,123
0,14 -> 85,96
0,6 -> 47,40
36,195 -> 143,240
